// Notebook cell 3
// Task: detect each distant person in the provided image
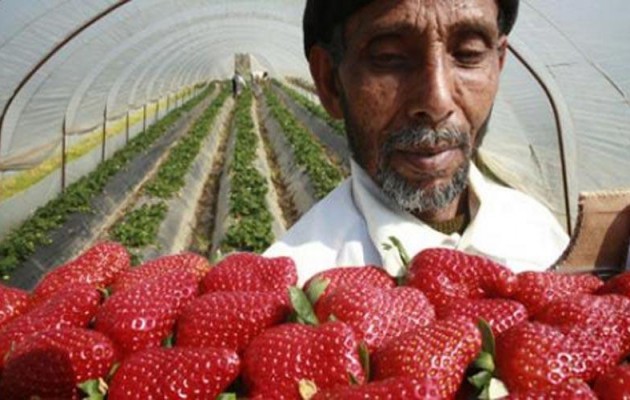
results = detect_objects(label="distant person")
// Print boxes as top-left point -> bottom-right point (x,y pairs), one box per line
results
264,0 -> 569,284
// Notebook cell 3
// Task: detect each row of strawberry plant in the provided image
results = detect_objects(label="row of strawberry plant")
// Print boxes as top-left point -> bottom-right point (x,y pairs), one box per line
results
0,84 -> 215,279
275,79 -> 345,136
286,76 -> 317,94
221,89 -> 274,253
144,86 -> 231,199
110,86 -> 231,252
263,86 -> 344,200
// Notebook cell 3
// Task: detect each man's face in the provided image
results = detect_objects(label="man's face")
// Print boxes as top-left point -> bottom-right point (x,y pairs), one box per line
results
315,0 -> 507,215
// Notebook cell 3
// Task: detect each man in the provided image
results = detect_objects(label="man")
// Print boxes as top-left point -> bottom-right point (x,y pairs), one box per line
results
264,0 -> 569,284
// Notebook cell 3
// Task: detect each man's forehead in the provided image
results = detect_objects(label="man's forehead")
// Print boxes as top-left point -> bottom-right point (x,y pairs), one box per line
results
345,0 -> 499,39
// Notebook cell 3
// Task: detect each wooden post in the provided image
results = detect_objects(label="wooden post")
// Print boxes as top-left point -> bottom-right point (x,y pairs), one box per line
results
101,106 -> 107,162
61,117 -> 67,191
125,110 -> 130,143
143,104 -> 147,134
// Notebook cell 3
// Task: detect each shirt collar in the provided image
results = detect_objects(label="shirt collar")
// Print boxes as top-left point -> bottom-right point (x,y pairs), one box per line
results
350,159 -> 486,277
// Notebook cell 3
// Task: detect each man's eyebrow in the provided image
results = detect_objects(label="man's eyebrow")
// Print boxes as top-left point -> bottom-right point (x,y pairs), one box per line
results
449,19 -> 499,43
358,21 -> 419,40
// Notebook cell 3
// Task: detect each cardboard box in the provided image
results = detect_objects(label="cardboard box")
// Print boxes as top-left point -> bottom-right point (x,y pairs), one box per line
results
554,189 -> 630,277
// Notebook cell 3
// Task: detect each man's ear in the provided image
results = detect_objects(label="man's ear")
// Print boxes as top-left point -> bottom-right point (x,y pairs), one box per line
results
308,45 -> 344,119
497,36 -> 508,71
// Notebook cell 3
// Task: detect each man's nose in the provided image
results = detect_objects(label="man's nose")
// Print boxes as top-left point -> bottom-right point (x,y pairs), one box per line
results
406,51 -> 456,129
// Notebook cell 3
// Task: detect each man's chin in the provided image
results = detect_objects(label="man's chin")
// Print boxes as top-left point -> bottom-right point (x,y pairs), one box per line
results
377,164 -> 470,214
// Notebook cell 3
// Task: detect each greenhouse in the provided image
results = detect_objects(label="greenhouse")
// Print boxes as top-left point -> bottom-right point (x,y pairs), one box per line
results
0,0 -> 630,398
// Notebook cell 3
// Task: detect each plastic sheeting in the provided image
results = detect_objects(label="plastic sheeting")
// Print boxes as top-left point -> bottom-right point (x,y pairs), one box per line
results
1,0 -> 629,237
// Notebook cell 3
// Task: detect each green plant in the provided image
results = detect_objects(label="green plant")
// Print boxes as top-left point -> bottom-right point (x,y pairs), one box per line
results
221,90 -> 274,253
0,84 -> 216,279
263,87 -> 343,200
110,202 -> 168,248
276,79 -> 345,135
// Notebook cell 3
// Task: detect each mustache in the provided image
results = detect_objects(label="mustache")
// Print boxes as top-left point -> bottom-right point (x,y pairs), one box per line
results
382,126 -> 471,154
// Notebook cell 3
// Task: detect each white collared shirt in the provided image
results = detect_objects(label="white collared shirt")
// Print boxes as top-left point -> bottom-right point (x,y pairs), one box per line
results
264,160 -> 569,285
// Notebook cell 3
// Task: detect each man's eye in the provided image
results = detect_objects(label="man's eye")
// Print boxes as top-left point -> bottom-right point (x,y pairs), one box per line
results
453,49 -> 487,66
370,53 -> 408,68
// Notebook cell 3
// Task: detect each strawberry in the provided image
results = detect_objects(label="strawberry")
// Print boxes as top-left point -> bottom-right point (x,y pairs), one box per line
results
302,265 -> 395,306
111,252 -> 210,293
108,347 -> 240,399
593,364 -> 630,400
0,327 -> 117,400
312,377 -> 442,399
495,321 -> 624,392
534,294 -> 630,352
371,318 -> 482,399
30,241 -> 129,306
597,271 -> 630,297
314,285 -> 435,352
437,298 -> 528,337
0,284 -> 101,367
176,290 -> 291,353
0,284 -> 29,329
509,271 -> 603,314
94,270 -> 198,357
201,252 -> 297,293
506,379 -> 597,399
242,321 -> 366,399
405,248 -> 516,309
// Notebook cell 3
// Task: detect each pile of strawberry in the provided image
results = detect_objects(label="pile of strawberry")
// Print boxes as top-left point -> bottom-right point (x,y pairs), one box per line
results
1,241 -> 630,399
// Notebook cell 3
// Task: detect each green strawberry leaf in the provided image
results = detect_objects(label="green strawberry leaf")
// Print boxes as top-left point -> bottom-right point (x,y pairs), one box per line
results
289,286 -> 319,326
468,370 -> 492,389
305,278 -> 330,304
478,377 -> 509,400
348,372 -> 360,386
383,236 -> 411,283
77,378 -> 107,399
217,393 -> 237,400
97,287 -> 111,300
474,351 -> 495,373
478,318 -> 496,359
162,333 -> 174,348
358,342 -> 370,381
298,379 -> 318,400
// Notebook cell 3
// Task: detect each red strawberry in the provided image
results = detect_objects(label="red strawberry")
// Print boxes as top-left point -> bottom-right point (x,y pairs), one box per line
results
112,252 -> 210,293
593,364 -> 630,400
0,284 -> 101,367
437,298 -> 528,337
405,248 -> 516,309
510,271 -> 603,314
371,318 -> 482,399
108,347 -> 240,399
314,285 -> 434,352
534,294 -> 630,352
598,271 -> 630,297
312,377 -> 442,399
0,284 -> 29,329
201,252 -> 297,293
94,270 -> 198,356
506,379 -> 597,399
242,321 -> 366,399
31,241 -> 130,306
303,265 -> 395,305
0,327 -> 117,400
495,321 -> 624,391
176,290 -> 291,353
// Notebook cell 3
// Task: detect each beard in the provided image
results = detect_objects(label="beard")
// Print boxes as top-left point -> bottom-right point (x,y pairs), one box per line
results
339,87 -> 472,214
376,126 -> 472,214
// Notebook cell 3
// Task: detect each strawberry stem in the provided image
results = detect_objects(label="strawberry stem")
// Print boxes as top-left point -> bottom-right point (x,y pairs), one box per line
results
383,236 -> 411,284
77,378 -> 107,400
289,286 -> 319,325
305,277 -> 330,304
358,342 -> 371,381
